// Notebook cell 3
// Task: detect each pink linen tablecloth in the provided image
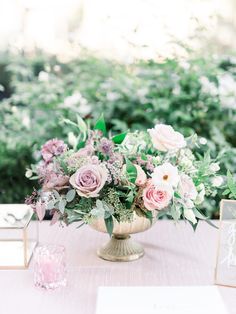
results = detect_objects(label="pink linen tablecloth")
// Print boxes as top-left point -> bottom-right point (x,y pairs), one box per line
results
0,220 -> 235,314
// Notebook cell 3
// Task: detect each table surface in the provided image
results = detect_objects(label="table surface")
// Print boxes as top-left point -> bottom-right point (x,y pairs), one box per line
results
0,219 -> 236,314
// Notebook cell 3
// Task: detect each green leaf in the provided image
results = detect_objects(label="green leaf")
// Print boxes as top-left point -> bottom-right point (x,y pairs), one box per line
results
76,222 -> 85,229
91,200 -> 114,219
190,221 -> 199,232
141,154 -> 148,161
222,189 -> 230,196
29,176 -> 39,180
67,215 -> 83,224
76,141 -> 86,150
53,190 -> 61,200
193,208 -> 207,220
58,157 -> 69,175
227,169 -> 232,178
171,206 -> 181,221
226,170 -> 236,198
112,132 -> 127,144
76,115 -> 87,140
63,116 -> 87,141
174,192 -> 181,199
63,118 -> 79,128
66,189 -> 76,202
156,211 -> 167,219
125,158 -> 137,184
126,190 -> 134,203
144,210 -> 153,225
205,220 -> 219,229
74,209 -> 86,215
58,199 -> 66,213
94,114 -> 106,134
204,150 -> 211,163
104,216 -> 114,237
46,200 -> 55,210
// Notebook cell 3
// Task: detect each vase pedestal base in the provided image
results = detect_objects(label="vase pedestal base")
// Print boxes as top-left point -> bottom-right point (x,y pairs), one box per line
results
97,234 -> 144,262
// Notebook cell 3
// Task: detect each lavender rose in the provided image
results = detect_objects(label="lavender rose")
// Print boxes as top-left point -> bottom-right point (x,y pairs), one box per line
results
69,164 -> 108,198
41,139 -> 67,162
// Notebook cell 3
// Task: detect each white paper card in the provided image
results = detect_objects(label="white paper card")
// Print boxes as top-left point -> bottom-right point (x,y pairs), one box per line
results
96,286 -> 228,314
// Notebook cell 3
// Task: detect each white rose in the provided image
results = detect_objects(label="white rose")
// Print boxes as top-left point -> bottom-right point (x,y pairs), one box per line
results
212,176 -> 224,187
148,124 -> 186,152
209,163 -> 220,172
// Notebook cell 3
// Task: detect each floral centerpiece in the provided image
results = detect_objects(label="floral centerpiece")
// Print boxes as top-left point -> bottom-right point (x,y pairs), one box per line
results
26,115 -> 221,261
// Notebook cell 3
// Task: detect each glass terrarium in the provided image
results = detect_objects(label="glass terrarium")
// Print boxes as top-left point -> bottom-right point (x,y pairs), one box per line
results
0,204 -> 38,269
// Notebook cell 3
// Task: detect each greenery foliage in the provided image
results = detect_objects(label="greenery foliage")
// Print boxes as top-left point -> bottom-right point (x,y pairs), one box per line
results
1,51 -> 236,217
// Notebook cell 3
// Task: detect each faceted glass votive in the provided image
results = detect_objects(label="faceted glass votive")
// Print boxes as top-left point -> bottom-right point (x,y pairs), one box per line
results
34,244 -> 67,290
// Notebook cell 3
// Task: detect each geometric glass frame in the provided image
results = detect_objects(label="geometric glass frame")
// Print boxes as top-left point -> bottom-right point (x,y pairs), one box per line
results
0,204 -> 38,269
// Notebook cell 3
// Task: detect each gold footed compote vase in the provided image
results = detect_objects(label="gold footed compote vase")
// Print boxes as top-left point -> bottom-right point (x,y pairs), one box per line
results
90,212 -> 156,262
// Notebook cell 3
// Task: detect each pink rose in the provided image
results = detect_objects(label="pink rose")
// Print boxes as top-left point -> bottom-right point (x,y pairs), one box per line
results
148,124 -> 186,152
135,164 -> 147,186
143,180 -> 173,211
69,164 -> 108,198
41,139 -> 67,162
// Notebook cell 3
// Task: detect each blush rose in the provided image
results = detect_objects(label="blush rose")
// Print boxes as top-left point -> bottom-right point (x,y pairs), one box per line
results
143,180 -> 173,211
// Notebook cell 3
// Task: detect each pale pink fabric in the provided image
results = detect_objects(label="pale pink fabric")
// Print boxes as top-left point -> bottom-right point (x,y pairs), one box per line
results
0,215 -> 235,314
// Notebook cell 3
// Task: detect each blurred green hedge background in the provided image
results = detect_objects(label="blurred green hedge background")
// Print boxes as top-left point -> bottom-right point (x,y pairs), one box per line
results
1,50 -> 236,218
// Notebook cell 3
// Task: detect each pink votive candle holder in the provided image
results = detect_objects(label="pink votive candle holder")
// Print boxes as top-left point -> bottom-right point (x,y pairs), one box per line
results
33,244 -> 67,290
